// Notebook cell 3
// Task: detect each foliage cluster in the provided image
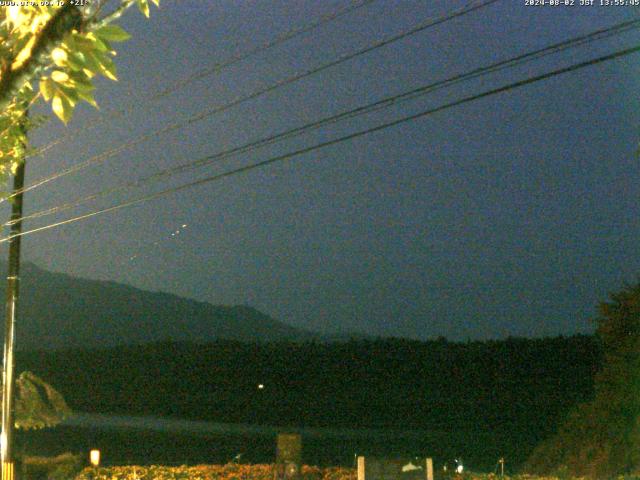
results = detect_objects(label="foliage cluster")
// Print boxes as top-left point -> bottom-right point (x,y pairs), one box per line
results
525,283 -> 640,478
0,0 -> 159,181
23,452 -> 83,480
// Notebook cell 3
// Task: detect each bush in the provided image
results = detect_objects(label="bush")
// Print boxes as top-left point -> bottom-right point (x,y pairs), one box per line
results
23,452 -> 83,480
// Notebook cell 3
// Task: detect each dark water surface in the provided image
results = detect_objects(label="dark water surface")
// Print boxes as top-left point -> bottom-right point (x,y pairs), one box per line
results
18,414 -> 529,472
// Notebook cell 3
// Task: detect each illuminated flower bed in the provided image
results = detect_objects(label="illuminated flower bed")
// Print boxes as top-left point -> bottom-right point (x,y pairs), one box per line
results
73,464 -> 601,480
74,463 -> 358,480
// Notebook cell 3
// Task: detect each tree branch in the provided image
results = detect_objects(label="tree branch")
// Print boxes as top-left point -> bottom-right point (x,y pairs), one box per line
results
90,0 -> 136,30
0,4 -> 82,112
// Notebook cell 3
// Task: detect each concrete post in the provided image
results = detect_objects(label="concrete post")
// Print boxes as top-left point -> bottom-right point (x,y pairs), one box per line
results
425,458 -> 433,480
357,456 -> 365,480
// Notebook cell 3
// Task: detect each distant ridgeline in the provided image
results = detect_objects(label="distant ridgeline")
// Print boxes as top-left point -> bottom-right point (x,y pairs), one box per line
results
16,335 -> 600,466
0,262 -> 319,349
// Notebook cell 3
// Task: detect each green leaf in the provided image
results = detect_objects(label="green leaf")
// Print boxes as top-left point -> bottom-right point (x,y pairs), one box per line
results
137,0 -> 150,17
68,72 -> 95,93
51,70 -> 69,83
150,0 -> 160,6
88,34 -> 110,52
39,77 -> 54,101
62,33 -> 77,52
71,35 -> 95,51
91,52 -> 118,81
81,51 -> 102,76
51,47 -> 68,67
77,90 -> 98,108
66,51 -> 86,72
94,25 -> 131,42
52,94 -> 73,124
58,86 -> 79,107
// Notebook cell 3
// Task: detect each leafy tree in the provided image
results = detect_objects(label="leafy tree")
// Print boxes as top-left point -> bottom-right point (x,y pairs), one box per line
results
0,0 -> 159,180
525,281 -> 640,478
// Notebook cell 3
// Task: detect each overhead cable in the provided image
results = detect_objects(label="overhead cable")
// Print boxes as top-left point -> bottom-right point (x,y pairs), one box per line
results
3,41 -> 638,243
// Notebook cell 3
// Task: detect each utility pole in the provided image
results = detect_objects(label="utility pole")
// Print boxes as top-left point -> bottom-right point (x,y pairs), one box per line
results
1,124 -> 27,480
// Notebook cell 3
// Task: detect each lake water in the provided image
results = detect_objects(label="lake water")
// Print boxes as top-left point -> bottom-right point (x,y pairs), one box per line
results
18,413 -> 527,472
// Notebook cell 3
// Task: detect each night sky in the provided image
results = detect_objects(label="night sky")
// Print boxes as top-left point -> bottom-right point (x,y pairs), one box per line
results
5,0 -> 640,341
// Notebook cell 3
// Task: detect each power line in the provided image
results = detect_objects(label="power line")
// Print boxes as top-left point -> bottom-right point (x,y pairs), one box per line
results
10,16 -> 640,226
7,0 -> 501,204
3,41 -> 638,244
28,0 -> 378,160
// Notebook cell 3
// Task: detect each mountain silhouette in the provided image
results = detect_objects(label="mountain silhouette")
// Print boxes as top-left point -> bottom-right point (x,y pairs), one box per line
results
0,262 -> 315,350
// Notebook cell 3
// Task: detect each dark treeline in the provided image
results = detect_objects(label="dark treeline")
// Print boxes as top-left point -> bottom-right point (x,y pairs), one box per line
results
16,335 -> 599,439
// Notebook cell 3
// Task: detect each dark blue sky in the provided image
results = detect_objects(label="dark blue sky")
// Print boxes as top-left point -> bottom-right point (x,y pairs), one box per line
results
7,0 -> 640,340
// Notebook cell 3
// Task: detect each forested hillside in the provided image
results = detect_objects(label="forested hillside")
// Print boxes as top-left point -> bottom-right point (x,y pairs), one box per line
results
18,335 -> 599,433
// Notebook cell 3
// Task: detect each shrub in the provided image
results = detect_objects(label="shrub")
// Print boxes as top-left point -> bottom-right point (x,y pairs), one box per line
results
24,452 -> 83,480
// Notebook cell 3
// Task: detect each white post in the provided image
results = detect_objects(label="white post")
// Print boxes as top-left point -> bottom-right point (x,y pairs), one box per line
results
357,456 -> 365,480
425,458 -> 433,480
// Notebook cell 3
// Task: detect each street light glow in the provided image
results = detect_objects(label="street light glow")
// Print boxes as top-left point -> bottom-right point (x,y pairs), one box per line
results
90,449 -> 100,467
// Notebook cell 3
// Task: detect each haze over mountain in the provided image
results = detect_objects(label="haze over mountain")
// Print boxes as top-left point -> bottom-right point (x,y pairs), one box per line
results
1,262 -> 317,350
